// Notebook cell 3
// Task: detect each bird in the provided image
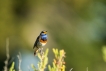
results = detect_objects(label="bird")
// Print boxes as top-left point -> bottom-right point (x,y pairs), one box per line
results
33,30 -> 47,55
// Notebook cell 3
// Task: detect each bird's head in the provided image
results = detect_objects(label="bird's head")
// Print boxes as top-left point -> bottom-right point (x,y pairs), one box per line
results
40,30 -> 47,36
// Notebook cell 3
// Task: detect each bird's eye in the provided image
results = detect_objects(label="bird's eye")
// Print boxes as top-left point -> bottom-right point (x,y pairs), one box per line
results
41,31 -> 44,33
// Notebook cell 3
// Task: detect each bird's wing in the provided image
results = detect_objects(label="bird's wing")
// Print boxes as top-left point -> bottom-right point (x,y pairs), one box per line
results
33,36 -> 40,49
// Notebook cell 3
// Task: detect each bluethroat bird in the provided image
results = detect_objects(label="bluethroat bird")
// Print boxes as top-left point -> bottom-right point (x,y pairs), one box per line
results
33,30 -> 47,55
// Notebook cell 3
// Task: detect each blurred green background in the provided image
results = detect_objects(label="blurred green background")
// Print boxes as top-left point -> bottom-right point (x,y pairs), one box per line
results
0,0 -> 106,71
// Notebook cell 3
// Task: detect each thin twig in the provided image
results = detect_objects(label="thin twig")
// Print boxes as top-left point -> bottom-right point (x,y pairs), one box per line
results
4,38 -> 10,71
70,68 -> 73,71
17,52 -> 22,71
86,67 -> 88,71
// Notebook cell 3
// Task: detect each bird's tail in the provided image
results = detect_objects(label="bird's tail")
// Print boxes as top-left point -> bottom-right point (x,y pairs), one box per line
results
34,47 -> 39,56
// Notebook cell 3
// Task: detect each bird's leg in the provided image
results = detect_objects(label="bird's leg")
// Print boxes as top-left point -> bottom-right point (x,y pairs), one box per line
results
39,48 -> 44,56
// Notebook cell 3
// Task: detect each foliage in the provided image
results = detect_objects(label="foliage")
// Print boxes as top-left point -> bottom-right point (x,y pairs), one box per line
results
31,48 -> 49,71
8,48 -> 66,71
48,48 -> 66,71
31,48 -> 66,71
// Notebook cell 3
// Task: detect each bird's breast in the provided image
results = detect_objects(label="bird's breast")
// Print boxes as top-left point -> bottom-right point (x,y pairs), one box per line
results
39,39 -> 47,46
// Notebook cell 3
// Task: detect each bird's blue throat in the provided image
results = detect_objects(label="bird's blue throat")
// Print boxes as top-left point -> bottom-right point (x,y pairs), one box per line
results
41,35 -> 47,40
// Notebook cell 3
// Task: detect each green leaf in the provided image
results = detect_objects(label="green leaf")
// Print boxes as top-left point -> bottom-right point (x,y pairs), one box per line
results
56,49 -> 58,55
9,62 -> 15,71
37,53 -> 42,60
60,50 -> 63,58
31,64 -> 37,71
44,57 -> 48,66
45,48 -> 49,57
62,65 -> 65,71
53,48 -> 56,54
53,62 -> 56,69
48,65 -> 51,71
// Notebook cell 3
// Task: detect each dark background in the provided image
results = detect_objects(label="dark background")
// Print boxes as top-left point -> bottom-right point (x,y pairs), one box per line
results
0,0 -> 106,71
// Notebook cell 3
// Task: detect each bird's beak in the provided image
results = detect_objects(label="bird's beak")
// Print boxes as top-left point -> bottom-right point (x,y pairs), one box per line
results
44,31 -> 47,34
